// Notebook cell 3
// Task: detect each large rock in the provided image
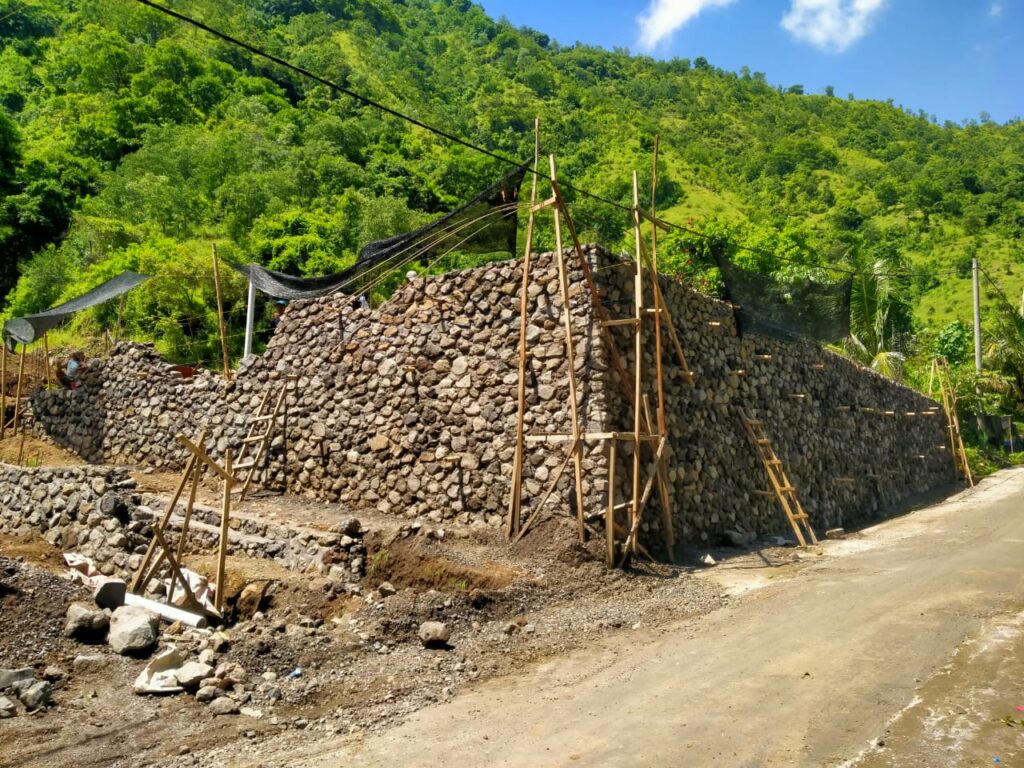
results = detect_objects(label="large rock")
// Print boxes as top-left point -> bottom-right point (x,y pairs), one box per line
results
208,696 -> 239,715
65,602 -> 110,641
0,695 -> 17,718
174,661 -> 214,689
18,681 -> 52,710
108,606 -> 159,655
0,668 -> 34,692
417,621 -> 451,648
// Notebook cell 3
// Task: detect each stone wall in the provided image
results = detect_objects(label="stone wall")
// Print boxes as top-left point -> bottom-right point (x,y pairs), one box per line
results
30,250 -> 607,529
599,263 -> 950,546
0,463 -> 366,584
25,246 -> 952,551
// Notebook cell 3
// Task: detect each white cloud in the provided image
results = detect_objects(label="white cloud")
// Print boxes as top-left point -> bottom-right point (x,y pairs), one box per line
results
780,0 -> 889,53
989,2 -> 1003,17
636,0 -> 738,50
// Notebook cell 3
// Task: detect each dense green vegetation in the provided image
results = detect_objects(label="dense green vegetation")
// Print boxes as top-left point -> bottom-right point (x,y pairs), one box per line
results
1,0 -> 1022,423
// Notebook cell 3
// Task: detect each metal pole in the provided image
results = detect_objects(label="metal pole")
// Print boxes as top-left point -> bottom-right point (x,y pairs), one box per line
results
243,278 -> 256,360
972,257 -> 982,374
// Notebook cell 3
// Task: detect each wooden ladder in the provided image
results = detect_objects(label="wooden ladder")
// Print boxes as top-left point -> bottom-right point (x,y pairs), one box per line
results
233,382 -> 289,501
736,407 -> 818,547
932,358 -> 974,487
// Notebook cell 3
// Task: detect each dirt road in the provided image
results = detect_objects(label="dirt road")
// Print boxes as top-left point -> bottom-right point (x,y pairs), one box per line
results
245,468 -> 1024,767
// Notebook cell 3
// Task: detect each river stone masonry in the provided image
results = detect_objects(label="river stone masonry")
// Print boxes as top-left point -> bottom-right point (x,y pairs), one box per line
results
0,463 -> 367,582
26,246 -> 951,550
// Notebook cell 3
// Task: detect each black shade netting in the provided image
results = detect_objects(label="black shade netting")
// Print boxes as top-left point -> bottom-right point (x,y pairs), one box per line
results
3,271 -> 150,349
231,164 -> 528,301
713,254 -> 852,344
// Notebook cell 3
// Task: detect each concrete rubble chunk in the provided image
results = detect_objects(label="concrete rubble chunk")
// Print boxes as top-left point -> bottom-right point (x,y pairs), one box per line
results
418,621 -> 451,648
108,605 -> 159,655
134,647 -> 185,694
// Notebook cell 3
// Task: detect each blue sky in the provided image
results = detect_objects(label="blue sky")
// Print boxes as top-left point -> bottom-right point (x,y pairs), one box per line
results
477,0 -> 1022,124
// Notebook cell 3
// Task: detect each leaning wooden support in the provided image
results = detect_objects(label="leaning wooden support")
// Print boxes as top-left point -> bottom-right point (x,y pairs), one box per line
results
131,427 -> 208,593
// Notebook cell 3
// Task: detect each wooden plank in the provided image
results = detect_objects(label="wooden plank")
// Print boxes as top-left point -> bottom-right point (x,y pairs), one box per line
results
176,434 -> 233,482
525,432 -> 661,444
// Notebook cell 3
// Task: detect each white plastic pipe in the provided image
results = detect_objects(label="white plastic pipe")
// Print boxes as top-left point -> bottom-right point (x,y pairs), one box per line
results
125,592 -> 209,628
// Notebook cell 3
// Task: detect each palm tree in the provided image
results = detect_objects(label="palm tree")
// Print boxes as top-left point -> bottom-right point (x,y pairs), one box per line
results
841,256 -> 910,380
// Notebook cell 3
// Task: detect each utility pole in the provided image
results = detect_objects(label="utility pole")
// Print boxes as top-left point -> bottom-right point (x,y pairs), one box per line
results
972,256 -> 982,373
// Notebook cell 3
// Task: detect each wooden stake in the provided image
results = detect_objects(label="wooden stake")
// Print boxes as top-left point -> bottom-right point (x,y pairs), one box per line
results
216,449 -> 233,612
606,439 -> 617,566
211,243 -> 231,381
1,342 -> 6,441
551,154 -> 586,544
507,118 -> 541,540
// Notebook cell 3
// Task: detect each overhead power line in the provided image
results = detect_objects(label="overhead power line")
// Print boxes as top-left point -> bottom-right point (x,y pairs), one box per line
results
134,0 -> 965,285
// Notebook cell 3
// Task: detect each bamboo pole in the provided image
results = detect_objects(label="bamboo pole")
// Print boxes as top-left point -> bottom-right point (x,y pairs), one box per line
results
130,431 -> 206,593
211,243 -> 231,381
175,460 -> 202,563
551,154 -> 586,543
606,439 -> 617,566
1,342 -> 6,440
507,117 -> 541,540
216,449 -> 233,612
12,345 -> 25,435
43,335 -> 52,389
630,171 -> 644,557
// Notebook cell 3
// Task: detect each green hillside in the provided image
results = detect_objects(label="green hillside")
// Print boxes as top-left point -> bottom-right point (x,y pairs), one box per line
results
0,0 -> 1022,374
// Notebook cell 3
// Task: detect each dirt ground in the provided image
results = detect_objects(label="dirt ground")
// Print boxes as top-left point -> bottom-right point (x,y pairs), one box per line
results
4,453 -> 1020,767
0,433 -> 84,466
183,469 -> 1024,768
0,500 -> 732,768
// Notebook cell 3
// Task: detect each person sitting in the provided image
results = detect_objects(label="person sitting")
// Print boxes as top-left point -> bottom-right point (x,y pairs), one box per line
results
56,351 -> 86,389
